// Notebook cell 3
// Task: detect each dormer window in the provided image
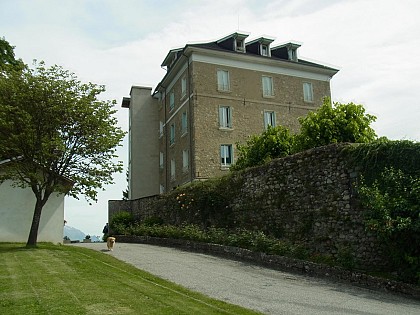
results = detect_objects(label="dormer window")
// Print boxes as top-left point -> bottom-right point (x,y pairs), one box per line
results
271,42 -> 301,61
245,37 -> 274,56
288,48 -> 298,62
216,32 -> 249,52
261,45 -> 269,56
236,39 -> 245,52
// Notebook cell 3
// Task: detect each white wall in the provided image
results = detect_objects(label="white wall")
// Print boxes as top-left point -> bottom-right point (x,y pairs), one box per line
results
128,86 -> 160,199
0,179 -> 65,244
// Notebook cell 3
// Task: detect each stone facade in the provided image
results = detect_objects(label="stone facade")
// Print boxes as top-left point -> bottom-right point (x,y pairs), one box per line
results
109,144 -> 386,271
123,32 -> 338,197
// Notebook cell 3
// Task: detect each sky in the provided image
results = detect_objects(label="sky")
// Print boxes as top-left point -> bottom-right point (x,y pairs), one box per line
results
1,0 -> 419,236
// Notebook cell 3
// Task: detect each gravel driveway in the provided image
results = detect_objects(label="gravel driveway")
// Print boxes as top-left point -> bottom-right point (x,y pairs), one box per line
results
74,242 -> 420,315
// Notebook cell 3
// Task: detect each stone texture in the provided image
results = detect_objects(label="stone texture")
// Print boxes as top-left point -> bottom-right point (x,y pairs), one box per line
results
109,143 -> 387,271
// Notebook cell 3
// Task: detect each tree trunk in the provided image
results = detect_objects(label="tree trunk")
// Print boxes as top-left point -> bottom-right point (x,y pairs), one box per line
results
26,197 -> 46,246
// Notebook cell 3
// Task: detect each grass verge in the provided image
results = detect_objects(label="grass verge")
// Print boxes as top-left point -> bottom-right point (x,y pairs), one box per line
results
0,243 -> 261,315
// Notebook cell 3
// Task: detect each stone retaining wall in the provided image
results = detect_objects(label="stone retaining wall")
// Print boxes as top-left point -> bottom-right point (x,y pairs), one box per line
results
109,144 -> 386,270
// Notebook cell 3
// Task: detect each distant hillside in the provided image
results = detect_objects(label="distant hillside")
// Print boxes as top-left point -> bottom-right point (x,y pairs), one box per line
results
63,226 -> 102,242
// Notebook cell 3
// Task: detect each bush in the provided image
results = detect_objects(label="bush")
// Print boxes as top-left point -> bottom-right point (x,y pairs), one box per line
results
359,167 -> 420,284
110,211 -> 134,234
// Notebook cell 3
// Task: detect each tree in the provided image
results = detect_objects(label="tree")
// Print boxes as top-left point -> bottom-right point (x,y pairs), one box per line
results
0,37 -> 24,70
232,126 -> 294,171
231,99 -> 377,171
0,60 -> 125,246
296,98 -> 377,151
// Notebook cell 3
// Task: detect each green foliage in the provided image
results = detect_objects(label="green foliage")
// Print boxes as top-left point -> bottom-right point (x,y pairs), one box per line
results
358,167 -> 420,283
110,211 -> 135,234
297,98 -> 377,151
346,139 -> 420,283
143,216 -> 164,226
124,223 -> 309,261
170,176 -> 234,228
345,138 -> 420,184
232,125 -> 294,171
232,99 -> 377,171
0,37 -> 24,71
0,59 -> 125,245
336,246 -> 356,270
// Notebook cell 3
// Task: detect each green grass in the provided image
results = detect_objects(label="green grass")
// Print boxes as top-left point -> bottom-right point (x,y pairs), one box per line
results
0,243 -> 261,315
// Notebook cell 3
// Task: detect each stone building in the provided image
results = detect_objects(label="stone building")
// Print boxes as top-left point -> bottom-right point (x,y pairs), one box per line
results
122,32 -> 339,199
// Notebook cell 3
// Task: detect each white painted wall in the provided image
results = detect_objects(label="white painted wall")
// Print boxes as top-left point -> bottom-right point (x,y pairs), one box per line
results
127,86 -> 160,199
0,179 -> 65,244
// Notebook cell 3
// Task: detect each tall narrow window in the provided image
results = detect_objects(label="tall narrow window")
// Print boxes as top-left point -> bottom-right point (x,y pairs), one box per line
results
264,111 -> 276,129
217,70 -> 230,91
181,111 -> 188,135
303,82 -> 314,102
159,152 -> 164,169
170,123 -> 175,145
159,121 -> 164,138
219,106 -> 232,128
236,39 -> 245,52
262,76 -> 274,97
169,91 -> 175,111
170,159 -> 175,180
181,76 -> 187,98
160,184 -> 165,194
261,45 -> 269,56
182,150 -> 189,172
220,144 -> 233,167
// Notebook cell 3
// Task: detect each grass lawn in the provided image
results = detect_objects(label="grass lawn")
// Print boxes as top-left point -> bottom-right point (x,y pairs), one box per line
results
0,243 -> 261,315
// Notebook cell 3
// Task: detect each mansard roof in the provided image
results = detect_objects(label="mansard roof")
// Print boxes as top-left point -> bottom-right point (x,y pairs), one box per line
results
160,31 -> 338,73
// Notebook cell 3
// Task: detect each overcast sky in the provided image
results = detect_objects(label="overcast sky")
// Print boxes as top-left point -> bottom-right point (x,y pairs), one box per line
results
1,0 -> 419,236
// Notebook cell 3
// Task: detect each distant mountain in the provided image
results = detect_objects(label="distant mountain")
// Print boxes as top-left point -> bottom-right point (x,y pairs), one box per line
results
63,225 -> 85,241
63,226 -> 103,242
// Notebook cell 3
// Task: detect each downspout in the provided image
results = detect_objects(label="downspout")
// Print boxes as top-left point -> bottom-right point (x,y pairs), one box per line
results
163,86 -> 168,192
183,52 -> 194,182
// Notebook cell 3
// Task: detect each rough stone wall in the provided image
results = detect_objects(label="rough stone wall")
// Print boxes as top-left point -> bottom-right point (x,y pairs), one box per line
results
109,144 -> 386,270
227,144 -> 383,269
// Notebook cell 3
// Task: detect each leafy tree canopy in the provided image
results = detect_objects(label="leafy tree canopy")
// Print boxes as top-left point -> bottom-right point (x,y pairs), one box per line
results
231,126 -> 294,171
0,60 -> 125,245
0,37 -> 24,70
232,99 -> 377,171
297,98 -> 377,150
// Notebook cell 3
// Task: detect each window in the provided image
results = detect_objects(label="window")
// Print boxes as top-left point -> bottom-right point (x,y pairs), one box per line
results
182,150 -> 189,172
217,70 -> 230,91
219,106 -> 232,129
262,76 -> 274,97
181,111 -> 188,135
170,123 -> 175,145
261,45 -> 269,56
220,144 -> 233,167
303,82 -> 314,102
160,184 -> 165,194
170,159 -> 175,180
181,76 -> 187,98
264,111 -> 276,129
159,121 -> 163,138
159,152 -> 164,169
169,91 -> 175,111
236,39 -> 245,52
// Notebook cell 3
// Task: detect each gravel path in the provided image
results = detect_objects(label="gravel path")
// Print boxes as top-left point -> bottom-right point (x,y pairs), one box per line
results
74,242 -> 420,315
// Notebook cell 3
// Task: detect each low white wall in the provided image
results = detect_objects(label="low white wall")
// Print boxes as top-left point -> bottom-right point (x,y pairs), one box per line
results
0,179 -> 65,244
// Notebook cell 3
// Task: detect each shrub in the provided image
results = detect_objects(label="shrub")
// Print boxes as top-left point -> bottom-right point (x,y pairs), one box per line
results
359,167 -> 420,284
110,211 -> 134,234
